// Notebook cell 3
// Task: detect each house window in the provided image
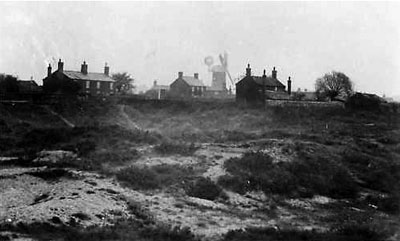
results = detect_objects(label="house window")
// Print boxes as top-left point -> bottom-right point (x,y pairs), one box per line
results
110,82 -> 114,90
192,86 -> 195,92
274,87 -> 278,91
96,82 -> 101,89
85,81 -> 90,88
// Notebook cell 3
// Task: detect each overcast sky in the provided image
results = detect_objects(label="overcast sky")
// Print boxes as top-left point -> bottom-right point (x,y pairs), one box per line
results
1,1 -> 399,96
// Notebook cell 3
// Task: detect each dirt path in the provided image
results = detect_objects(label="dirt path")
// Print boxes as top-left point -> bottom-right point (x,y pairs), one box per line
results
42,106 -> 75,128
116,104 -> 141,130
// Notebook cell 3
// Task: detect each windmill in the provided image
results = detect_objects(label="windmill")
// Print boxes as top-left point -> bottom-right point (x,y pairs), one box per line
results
204,51 -> 235,91
218,52 -> 235,89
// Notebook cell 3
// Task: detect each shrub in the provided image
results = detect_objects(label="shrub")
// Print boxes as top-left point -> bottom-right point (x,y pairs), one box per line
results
221,151 -> 359,199
217,175 -> 248,195
27,168 -> 74,181
76,140 -> 96,156
116,164 -> 194,190
222,225 -> 387,241
0,219 -> 199,241
116,166 -> 160,190
71,212 -> 91,221
341,150 -> 400,195
126,199 -> 155,223
186,177 -> 226,201
366,194 -> 400,214
154,141 -> 198,156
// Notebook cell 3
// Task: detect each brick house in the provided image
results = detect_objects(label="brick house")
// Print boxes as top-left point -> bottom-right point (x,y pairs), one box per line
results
236,64 -> 291,103
43,59 -> 115,96
169,72 -> 206,99
145,80 -> 170,99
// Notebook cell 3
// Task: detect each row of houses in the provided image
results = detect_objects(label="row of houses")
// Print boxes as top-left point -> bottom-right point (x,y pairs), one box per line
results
145,64 -> 305,103
146,71 -> 233,100
3,58 -> 316,103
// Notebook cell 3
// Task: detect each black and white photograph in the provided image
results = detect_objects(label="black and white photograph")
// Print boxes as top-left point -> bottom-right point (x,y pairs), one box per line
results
0,1 -> 399,240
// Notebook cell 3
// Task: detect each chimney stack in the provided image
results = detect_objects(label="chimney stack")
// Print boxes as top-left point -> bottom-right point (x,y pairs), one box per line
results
287,76 -> 292,95
57,59 -> 64,73
178,71 -> 183,78
246,64 -> 251,76
272,67 -> 277,79
153,80 -> 157,86
262,69 -> 266,103
81,61 -> 88,74
104,62 -> 109,76
194,73 -> 199,79
47,64 -> 52,77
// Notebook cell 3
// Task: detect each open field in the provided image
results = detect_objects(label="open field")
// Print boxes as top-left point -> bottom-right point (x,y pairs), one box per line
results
0,99 -> 399,240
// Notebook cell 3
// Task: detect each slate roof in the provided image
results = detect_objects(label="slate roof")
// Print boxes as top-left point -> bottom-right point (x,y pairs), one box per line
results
252,76 -> 285,88
17,80 -> 41,92
206,86 -> 227,91
63,71 -> 115,82
181,76 -> 205,87
151,85 -> 170,91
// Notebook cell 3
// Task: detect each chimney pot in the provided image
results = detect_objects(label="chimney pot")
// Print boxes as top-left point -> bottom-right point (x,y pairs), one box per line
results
178,72 -> 183,78
81,61 -> 88,75
287,76 -> 292,95
194,73 -> 199,79
246,64 -> 251,76
47,64 -> 52,77
104,62 -> 110,76
57,59 -> 64,72
272,67 -> 277,79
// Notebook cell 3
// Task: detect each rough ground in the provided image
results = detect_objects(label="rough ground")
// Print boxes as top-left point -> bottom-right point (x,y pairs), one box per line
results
0,101 -> 399,240
2,142 -> 397,240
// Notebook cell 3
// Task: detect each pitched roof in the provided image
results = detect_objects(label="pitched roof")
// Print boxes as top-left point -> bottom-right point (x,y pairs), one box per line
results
17,80 -> 38,87
17,80 -> 41,92
151,85 -> 170,91
252,76 -> 286,88
181,76 -> 205,86
63,71 -> 115,82
206,86 -> 227,91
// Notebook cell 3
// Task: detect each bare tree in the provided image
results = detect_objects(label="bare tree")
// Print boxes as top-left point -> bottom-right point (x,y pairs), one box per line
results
111,72 -> 135,94
0,74 -> 19,94
315,71 -> 353,101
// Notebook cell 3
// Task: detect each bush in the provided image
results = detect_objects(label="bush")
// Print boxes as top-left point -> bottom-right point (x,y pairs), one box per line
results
116,164 -> 195,190
217,175 -> 248,195
116,166 -> 160,190
27,168 -> 74,181
222,225 -> 387,241
366,194 -> 400,214
186,177 -> 226,201
341,150 -> 400,195
0,218 -> 199,241
154,141 -> 198,156
220,151 -> 359,199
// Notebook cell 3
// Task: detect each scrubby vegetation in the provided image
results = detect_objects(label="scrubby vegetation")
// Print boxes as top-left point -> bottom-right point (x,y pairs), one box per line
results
154,141 -> 198,156
0,219 -> 198,241
186,177 -> 227,201
1,98 -> 399,240
219,150 -> 359,199
116,164 -> 195,190
223,225 -> 388,241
